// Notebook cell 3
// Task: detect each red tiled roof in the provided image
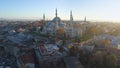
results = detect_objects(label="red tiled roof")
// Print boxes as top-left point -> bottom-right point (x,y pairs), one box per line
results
17,46 -> 33,50
17,46 -> 26,49
20,54 -> 35,64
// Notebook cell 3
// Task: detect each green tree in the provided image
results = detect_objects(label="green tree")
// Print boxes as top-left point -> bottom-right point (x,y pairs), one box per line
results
79,50 -> 118,68
69,46 -> 76,56
105,54 -> 117,68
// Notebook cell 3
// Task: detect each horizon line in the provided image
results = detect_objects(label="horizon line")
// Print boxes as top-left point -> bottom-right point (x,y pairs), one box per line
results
0,18 -> 120,23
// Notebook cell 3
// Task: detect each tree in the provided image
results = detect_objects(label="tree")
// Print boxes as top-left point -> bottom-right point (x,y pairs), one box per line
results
56,28 -> 65,39
56,28 -> 65,35
103,39 -> 110,46
105,54 -> 117,68
79,49 -> 118,68
68,46 -> 76,56
74,36 -> 81,43
79,49 -> 92,68
88,27 -> 97,35
91,51 -> 106,68
80,26 -> 97,42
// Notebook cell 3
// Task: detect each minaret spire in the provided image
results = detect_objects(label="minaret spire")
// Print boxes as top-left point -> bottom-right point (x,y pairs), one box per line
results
70,10 -> 73,22
84,16 -> 86,22
43,14 -> 45,21
56,8 -> 57,17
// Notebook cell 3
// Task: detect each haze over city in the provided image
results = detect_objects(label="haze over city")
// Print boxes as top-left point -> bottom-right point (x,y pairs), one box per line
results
1,0 -> 120,68
0,0 -> 120,22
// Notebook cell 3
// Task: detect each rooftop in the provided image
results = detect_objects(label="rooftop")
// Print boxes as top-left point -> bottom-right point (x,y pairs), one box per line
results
64,57 -> 84,68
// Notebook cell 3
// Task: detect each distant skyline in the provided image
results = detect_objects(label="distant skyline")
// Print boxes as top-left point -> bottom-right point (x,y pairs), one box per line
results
0,0 -> 120,22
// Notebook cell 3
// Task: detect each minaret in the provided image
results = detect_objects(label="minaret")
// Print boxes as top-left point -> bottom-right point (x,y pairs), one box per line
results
84,16 -> 88,33
70,10 -> 73,27
70,10 -> 73,22
70,10 -> 74,37
84,16 -> 86,22
56,8 -> 57,17
43,14 -> 45,21
55,8 -> 58,33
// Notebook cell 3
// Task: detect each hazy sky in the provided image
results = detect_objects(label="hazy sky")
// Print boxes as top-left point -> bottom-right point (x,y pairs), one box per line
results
0,0 -> 120,22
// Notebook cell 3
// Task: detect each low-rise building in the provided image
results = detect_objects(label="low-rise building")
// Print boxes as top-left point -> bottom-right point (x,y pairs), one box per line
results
63,57 -> 84,68
17,54 -> 35,68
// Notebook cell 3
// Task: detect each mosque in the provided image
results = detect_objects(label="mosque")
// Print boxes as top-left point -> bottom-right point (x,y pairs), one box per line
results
43,9 -> 82,38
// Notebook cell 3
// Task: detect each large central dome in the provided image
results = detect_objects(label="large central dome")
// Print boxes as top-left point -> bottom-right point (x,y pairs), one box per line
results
52,17 -> 61,23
